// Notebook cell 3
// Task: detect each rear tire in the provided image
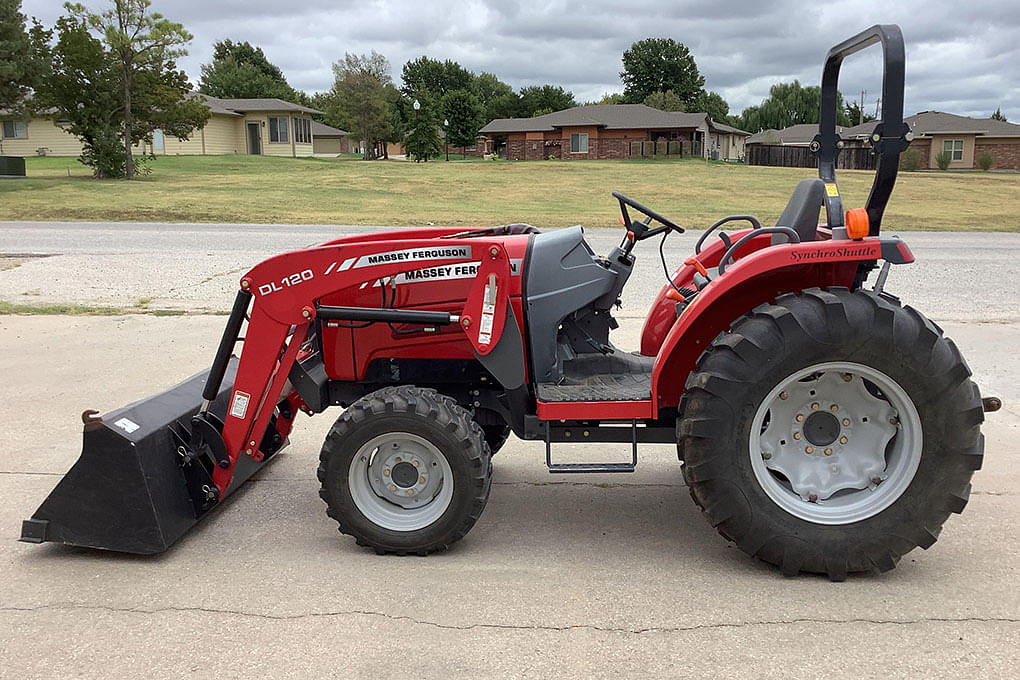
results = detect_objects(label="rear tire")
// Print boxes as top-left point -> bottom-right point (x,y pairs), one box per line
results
678,288 -> 984,580
318,386 -> 492,554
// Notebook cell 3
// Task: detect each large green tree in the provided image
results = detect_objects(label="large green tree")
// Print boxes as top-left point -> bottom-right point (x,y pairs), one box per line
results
333,51 -> 392,160
643,90 -> 684,112
991,107 -> 1007,122
442,88 -> 483,153
518,85 -> 575,117
400,56 -> 473,99
66,0 -> 205,179
620,37 -> 704,109
737,80 -> 851,132
472,71 -> 518,121
0,0 -> 50,116
695,90 -> 730,123
198,39 -> 298,101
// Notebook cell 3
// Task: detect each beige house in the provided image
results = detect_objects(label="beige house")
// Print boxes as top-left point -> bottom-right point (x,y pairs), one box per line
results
0,94 -> 322,158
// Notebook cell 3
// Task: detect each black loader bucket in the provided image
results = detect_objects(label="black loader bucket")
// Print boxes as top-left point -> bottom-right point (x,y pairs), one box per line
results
20,357 -> 280,554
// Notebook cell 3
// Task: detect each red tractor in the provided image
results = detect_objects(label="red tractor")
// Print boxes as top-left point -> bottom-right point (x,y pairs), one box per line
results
22,25 -> 997,580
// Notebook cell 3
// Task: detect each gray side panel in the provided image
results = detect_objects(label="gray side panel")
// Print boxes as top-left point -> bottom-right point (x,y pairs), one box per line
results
524,226 -> 617,382
475,305 -> 526,390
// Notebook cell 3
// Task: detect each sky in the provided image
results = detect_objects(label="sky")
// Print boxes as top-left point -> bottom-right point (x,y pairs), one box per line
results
24,0 -> 1020,123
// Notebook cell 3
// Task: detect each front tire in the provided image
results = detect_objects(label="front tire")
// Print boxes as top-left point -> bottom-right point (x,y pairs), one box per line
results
678,288 -> 984,580
317,386 -> 492,554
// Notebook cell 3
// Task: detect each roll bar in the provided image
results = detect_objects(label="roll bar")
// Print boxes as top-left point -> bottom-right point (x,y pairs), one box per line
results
813,24 -> 910,237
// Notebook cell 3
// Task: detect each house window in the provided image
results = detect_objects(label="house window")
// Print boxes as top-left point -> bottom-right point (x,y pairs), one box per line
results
2,120 -> 27,139
943,139 -> 964,161
269,116 -> 289,143
570,133 -> 588,153
294,118 -> 311,144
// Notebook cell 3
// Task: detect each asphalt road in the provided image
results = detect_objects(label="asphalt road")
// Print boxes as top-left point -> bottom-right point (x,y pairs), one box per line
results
0,222 -> 1017,678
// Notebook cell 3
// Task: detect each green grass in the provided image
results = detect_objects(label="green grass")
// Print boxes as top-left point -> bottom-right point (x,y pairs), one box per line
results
2,154 -> 1018,231
0,300 -> 216,316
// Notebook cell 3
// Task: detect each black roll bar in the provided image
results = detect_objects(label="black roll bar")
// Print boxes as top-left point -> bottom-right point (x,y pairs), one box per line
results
814,24 -> 910,237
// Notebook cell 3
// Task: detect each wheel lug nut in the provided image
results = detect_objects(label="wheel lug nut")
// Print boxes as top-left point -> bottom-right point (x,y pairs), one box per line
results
811,402 -> 819,410
762,452 -> 772,460
794,432 -> 802,440
808,494 -> 818,503
824,448 -> 833,456
796,414 -> 804,422
407,489 -> 415,496
842,373 -> 852,382
395,456 -> 402,462
840,436 -> 848,444
383,469 -> 390,476
842,418 -> 850,426
805,446 -> 814,454
779,391 -> 789,400
419,476 -> 425,484
412,460 -> 419,467
830,404 -> 838,412
889,417 -> 899,425
389,484 -> 396,491
871,476 -> 882,485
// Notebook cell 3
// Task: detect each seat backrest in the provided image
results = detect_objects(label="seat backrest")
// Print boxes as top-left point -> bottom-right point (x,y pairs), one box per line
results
773,178 -> 826,243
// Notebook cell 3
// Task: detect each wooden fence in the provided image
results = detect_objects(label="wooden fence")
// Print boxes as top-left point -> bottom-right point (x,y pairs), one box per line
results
746,145 -> 877,170
628,140 -> 703,158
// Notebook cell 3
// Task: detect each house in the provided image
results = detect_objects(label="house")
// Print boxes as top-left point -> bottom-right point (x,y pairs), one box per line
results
479,104 -> 749,161
841,111 -> 1020,170
744,112 -> 1020,170
0,94 -> 323,158
310,120 -> 349,155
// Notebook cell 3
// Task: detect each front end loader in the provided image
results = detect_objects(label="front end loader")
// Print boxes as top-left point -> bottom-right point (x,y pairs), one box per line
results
22,25 -> 999,579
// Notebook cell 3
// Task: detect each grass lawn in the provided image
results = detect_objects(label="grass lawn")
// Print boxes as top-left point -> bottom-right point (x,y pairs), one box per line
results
1,154 -> 1017,231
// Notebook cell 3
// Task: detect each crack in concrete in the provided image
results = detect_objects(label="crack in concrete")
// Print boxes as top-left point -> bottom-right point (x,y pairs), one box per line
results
2,603 -> 1017,634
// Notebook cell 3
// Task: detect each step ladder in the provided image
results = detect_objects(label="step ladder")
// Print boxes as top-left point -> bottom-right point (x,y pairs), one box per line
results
544,420 -> 637,473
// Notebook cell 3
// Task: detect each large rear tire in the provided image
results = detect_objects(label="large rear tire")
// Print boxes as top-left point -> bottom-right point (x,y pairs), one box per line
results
678,288 -> 984,580
318,386 -> 492,554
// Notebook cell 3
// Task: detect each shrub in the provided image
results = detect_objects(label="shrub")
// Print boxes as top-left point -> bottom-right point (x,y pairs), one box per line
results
934,150 -> 952,171
977,151 -> 994,171
900,147 -> 920,171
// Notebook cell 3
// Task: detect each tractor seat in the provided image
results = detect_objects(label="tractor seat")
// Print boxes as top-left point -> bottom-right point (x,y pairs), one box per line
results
693,178 -> 827,290
772,178 -> 827,244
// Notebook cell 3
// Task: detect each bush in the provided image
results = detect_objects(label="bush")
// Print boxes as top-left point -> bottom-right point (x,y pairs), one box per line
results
900,147 -> 920,172
934,150 -> 952,171
977,151 -> 994,171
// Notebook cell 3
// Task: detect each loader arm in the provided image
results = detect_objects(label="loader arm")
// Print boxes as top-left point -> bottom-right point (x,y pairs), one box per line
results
208,237 -> 516,495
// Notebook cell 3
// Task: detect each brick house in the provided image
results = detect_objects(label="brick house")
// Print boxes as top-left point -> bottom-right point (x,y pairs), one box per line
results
480,104 -> 749,161
746,112 -> 1020,170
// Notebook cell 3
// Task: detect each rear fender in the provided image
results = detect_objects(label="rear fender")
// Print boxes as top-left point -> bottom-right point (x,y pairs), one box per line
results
649,236 -> 913,410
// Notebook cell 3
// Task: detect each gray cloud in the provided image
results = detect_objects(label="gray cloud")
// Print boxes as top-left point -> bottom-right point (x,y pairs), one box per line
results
26,0 -> 1020,121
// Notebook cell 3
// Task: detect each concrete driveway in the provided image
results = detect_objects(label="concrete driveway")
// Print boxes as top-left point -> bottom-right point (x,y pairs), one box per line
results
1,222 -> 1017,678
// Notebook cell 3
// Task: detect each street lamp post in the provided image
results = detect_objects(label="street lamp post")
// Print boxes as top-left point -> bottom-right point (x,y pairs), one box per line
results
412,99 -> 421,162
444,118 -> 449,161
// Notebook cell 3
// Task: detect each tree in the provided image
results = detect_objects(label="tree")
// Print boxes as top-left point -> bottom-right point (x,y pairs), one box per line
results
473,72 -> 518,121
620,37 -> 704,109
643,90 -> 684,112
198,39 -> 298,101
695,90 -> 730,123
67,0 -> 202,180
333,51 -> 392,160
442,89 -> 483,153
400,56 -> 473,99
844,100 -> 876,126
737,80 -> 850,132
518,85 -> 575,117
0,0 -> 50,117
589,92 -> 624,105
405,88 -> 441,162
991,107 -> 1007,122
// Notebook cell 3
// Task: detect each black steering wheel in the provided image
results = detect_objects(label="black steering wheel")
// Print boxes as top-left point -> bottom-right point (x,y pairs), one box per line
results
612,191 -> 684,242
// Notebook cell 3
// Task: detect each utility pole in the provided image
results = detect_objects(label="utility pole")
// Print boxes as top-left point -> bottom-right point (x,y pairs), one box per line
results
859,90 -> 866,125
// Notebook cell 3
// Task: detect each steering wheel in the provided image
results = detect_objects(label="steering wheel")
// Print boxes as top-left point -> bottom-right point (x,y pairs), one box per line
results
612,191 -> 684,241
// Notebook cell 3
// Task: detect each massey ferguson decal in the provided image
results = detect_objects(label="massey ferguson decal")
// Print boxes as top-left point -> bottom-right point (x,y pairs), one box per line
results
790,245 -> 877,262
326,246 -> 473,275
365,258 -> 522,288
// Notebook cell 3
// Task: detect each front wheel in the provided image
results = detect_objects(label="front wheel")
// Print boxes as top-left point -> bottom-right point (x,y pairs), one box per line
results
678,288 -> 984,580
317,386 -> 491,554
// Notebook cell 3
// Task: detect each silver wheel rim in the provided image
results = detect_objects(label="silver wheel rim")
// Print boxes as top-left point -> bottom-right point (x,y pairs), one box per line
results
749,361 -> 922,525
348,432 -> 454,531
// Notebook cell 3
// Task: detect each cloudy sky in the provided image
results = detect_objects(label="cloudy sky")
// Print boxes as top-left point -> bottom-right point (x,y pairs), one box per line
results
26,0 -> 1020,122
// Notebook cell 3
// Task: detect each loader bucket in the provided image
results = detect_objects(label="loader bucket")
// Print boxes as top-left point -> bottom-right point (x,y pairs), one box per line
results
20,358 -> 279,554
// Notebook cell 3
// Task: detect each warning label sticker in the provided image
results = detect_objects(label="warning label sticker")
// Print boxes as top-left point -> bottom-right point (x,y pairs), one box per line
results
825,183 -> 839,197
229,390 -> 251,419
113,417 -> 140,434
